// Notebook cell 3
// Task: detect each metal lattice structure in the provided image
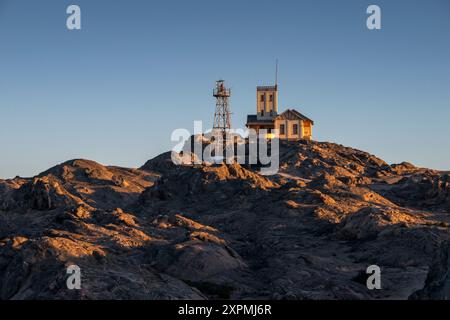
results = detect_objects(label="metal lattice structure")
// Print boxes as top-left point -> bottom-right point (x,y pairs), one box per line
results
212,80 -> 232,138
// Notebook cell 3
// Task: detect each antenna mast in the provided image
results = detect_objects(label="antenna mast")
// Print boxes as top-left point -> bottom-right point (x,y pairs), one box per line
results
275,59 -> 278,89
212,80 -> 232,141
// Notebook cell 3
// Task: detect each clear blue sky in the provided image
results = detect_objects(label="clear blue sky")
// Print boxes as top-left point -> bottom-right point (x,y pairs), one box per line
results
0,0 -> 449,178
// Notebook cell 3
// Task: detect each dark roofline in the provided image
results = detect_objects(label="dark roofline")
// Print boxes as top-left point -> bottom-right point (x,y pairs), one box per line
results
277,109 -> 314,125
290,109 -> 314,123
257,85 -> 278,91
247,110 -> 314,125
246,114 -> 275,125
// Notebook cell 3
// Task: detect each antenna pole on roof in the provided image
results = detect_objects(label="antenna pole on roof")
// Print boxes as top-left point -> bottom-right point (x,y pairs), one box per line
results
275,59 -> 278,90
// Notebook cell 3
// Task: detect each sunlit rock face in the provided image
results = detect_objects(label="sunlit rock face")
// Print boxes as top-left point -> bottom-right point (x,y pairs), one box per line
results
0,140 -> 449,299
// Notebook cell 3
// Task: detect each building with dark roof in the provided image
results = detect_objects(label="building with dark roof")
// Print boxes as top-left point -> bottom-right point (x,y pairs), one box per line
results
246,84 -> 314,140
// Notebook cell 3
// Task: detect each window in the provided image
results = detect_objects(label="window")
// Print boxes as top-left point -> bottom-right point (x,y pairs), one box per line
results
280,124 -> 285,135
293,124 -> 298,135
269,94 -> 273,102
260,95 -> 265,102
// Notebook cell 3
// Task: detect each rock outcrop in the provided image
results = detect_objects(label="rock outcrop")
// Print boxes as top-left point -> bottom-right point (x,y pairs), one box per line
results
0,139 -> 449,300
409,240 -> 450,300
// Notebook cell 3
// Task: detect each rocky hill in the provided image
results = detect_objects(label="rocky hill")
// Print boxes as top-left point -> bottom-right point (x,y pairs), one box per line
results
1,139 -> 449,299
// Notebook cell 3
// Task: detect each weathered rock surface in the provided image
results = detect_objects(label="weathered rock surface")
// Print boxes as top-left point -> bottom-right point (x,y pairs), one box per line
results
0,140 -> 449,300
409,240 -> 450,299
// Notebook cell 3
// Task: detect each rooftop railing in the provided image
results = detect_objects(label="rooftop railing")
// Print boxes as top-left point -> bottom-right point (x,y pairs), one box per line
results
213,88 -> 231,97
